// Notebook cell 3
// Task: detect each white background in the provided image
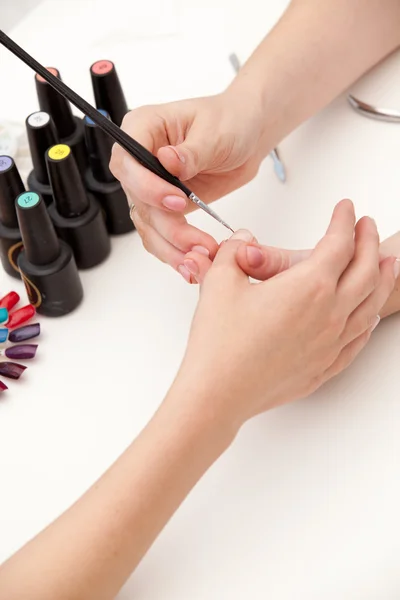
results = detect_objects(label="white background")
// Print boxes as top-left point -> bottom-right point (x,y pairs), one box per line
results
1,1 -> 400,598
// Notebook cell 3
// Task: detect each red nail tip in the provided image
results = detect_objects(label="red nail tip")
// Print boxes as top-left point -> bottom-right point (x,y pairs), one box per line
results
0,292 -> 20,311
0,380 -> 8,392
7,305 -> 36,329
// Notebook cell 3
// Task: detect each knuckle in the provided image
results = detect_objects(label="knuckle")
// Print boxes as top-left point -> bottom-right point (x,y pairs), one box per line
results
309,272 -> 334,299
140,228 -> 152,254
353,313 -> 373,336
340,238 -> 355,263
168,228 -> 186,251
121,105 -> 152,131
327,312 -> 345,335
131,208 -> 146,237
327,234 -> 354,263
363,266 -> 380,292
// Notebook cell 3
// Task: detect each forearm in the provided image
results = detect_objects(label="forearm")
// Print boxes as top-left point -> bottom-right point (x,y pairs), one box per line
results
0,382 -> 235,600
228,0 -> 400,155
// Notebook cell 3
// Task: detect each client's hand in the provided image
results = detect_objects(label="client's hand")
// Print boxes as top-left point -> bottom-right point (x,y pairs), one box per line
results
174,200 -> 398,430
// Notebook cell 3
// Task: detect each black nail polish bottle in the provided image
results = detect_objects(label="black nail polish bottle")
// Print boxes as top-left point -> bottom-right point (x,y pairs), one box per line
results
90,60 -> 128,127
26,111 -> 58,205
46,144 -> 111,269
83,110 -> 134,235
16,191 -> 83,316
0,156 -> 23,279
35,68 -> 88,176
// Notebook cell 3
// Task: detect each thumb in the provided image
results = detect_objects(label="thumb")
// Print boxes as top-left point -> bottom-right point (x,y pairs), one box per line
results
236,243 -> 312,281
157,127 -> 216,181
206,230 -> 256,286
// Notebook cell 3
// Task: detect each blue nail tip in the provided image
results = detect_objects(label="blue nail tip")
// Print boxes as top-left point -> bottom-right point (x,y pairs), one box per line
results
0,307 -> 8,324
0,328 -> 8,343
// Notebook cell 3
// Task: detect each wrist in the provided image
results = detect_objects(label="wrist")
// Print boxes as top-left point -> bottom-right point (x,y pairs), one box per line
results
222,81 -> 271,160
160,372 -> 240,457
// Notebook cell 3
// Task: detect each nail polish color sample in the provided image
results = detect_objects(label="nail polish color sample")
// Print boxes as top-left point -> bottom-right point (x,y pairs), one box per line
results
0,328 -> 8,343
2,344 -> 37,360
7,305 -> 35,329
26,111 -> 58,205
16,191 -> 83,316
90,60 -> 128,126
0,380 -> 7,392
0,361 -> 26,379
0,291 -> 20,311
35,68 -> 88,176
0,156 -> 23,279
46,145 -> 110,269
8,323 -> 40,343
0,308 -> 8,324
83,110 -> 133,235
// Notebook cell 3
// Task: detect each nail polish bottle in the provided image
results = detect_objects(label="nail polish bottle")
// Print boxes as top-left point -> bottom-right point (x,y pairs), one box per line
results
90,60 -> 128,127
83,110 -> 134,235
16,191 -> 83,316
0,156 -> 23,279
46,144 -> 111,269
26,111 -> 58,205
35,68 -> 88,176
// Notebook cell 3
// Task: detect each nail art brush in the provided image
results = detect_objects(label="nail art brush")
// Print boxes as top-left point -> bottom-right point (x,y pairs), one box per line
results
0,30 -> 234,234
228,53 -> 286,183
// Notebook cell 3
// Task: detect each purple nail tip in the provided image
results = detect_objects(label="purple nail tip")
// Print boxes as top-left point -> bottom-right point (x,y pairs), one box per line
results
5,344 -> 38,360
0,380 -> 7,392
0,361 -> 27,380
8,323 -> 40,343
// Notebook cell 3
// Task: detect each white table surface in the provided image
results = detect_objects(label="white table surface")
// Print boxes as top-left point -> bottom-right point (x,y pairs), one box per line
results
1,1 -> 400,598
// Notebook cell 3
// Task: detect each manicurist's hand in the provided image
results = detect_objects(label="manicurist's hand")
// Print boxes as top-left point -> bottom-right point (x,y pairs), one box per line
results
109,91 -> 266,282
175,200 -> 398,428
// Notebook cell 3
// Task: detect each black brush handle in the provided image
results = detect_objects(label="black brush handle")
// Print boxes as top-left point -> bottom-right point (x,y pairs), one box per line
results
0,30 -> 192,197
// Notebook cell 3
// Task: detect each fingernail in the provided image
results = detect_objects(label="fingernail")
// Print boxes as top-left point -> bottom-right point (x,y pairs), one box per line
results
183,258 -> 199,276
192,245 -> 209,257
0,380 -> 7,392
0,362 -> 27,380
178,264 -> 192,283
394,258 -> 400,279
0,291 -> 20,311
1,344 -> 38,360
167,146 -> 186,164
8,323 -> 40,343
0,328 -> 8,343
371,315 -> 380,332
245,245 -> 264,268
162,195 -> 187,211
0,308 -> 8,325
7,305 -> 35,329
230,229 -> 254,242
